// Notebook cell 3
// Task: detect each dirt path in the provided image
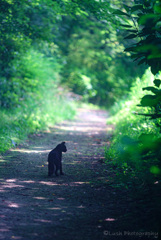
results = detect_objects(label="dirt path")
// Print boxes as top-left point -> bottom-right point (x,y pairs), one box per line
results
0,109 -> 158,240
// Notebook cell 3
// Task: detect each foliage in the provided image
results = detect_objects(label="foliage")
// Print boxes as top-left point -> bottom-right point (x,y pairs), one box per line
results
0,0 -> 146,110
0,0 -> 59,77
107,0 -> 161,188
57,11 -> 145,106
0,0 -> 81,152
1,0 -> 161,193
106,69 -> 161,186
0,96 -> 76,153
0,47 -> 76,152
114,0 -> 161,114
122,1 -> 161,75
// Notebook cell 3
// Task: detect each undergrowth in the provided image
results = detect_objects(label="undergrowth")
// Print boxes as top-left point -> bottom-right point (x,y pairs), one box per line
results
106,69 -> 161,188
0,48 -> 76,153
0,95 -> 76,153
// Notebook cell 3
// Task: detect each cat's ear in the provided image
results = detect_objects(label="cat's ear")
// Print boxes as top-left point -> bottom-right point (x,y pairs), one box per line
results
61,142 -> 65,145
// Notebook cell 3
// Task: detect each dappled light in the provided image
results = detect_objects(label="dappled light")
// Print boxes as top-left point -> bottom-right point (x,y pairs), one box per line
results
7,202 -> 20,208
39,181 -> 59,186
70,181 -> 90,186
20,180 -> 36,184
54,123 -> 106,134
77,205 -> 86,209
54,109 -> 109,135
6,179 -> 17,182
104,218 -> 117,222
1,107 -> 160,238
0,108 -> 122,240
47,207 -> 62,210
10,149 -> 49,154
34,219 -> 52,223
1,181 -> 24,189
0,0 -> 161,239
33,197 -> 46,200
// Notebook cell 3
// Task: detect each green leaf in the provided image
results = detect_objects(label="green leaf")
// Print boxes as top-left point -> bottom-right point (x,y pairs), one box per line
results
138,14 -> 159,25
142,86 -> 159,94
154,4 -> 161,14
130,53 -> 143,59
138,133 -> 155,144
131,4 -> 144,13
131,53 -> 145,61
150,166 -> 161,175
127,30 -> 138,33
123,4 -> 131,12
113,9 -> 130,17
124,34 -> 137,39
124,46 -> 137,52
154,79 -> 161,88
150,63 -> 161,75
134,113 -> 161,119
120,24 -> 133,28
138,58 -> 147,65
140,95 -> 157,107
121,135 -> 137,145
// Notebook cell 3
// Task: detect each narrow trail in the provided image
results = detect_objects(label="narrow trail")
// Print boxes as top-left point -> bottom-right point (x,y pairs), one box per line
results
0,109 -> 157,240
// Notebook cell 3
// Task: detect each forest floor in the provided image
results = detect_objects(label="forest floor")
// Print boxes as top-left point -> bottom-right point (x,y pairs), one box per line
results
0,108 -> 159,240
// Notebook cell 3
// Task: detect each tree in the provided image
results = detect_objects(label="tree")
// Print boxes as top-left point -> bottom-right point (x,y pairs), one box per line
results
56,2 -> 145,106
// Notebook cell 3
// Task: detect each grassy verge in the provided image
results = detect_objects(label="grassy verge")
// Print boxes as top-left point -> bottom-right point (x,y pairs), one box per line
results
0,93 -> 76,153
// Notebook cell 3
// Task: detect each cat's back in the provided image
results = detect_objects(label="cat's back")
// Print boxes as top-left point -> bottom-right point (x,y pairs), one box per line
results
48,148 -> 57,161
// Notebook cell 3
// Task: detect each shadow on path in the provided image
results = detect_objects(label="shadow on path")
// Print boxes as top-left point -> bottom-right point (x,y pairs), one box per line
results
0,109 -> 158,240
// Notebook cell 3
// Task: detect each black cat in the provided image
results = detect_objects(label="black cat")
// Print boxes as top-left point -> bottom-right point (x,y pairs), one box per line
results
48,142 -> 67,176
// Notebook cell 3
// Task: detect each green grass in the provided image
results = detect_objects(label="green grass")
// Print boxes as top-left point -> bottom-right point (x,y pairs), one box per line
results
0,94 -> 76,153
